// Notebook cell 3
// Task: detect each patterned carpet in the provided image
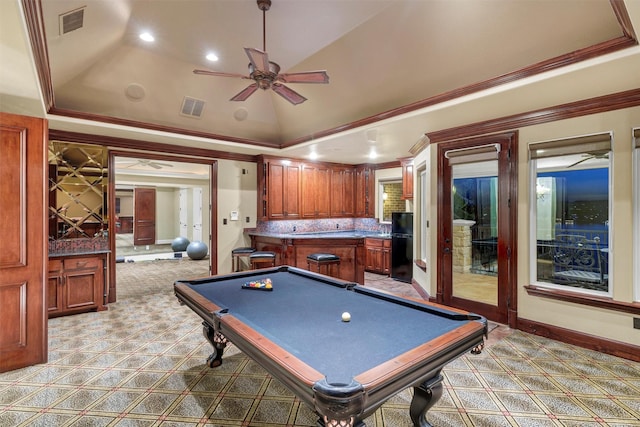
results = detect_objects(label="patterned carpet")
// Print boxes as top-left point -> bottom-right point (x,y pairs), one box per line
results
0,259 -> 639,426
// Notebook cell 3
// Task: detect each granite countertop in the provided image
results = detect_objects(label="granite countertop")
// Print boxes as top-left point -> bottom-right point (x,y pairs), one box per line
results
48,237 -> 111,257
49,249 -> 111,258
248,230 -> 391,239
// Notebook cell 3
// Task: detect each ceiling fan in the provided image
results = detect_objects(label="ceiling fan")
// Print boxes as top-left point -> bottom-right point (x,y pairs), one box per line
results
121,159 -> 174,170
567,151 -> 609,168
193,0 -> 329,105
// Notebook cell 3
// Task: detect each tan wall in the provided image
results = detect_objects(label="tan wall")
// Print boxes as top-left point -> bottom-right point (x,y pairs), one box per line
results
419,105 -> 640,347
216,159 -> 257,274
516,107 -> 639,346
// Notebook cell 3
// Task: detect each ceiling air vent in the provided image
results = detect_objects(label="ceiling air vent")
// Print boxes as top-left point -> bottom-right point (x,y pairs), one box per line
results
59,7 -> 85,35
180,97 -> 205,118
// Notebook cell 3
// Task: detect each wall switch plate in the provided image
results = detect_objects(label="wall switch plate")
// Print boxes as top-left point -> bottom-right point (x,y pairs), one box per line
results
223,218 -> 227,225
634,317 -> 640,330
230,211 -> 239,221
246,216 -> 250,223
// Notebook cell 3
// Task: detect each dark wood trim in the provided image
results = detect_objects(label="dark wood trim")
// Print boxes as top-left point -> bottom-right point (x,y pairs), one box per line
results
426,88 -> 640,144
369,160 -> 401,170
611,0 -> 637,40
23,0 -> 638,151
437,132 -> 518,326
21,0 -> 53,111
524,285 -> 640,315
107,150 -> 218,302
411,279 -> 431,301
48,107 -> 279,149
517,317 -> 640,363
49,130 -> 258,163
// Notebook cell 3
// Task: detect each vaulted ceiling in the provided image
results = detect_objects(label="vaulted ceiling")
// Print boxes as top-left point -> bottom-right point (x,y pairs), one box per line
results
2,0 -> 640,164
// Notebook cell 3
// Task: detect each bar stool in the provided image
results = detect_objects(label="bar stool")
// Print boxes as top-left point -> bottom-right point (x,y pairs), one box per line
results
306,253 -> 340,277
231,247 -> 256,272
249,251 -> 277,269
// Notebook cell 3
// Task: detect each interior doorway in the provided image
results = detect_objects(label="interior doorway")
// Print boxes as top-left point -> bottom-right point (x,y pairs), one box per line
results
108,152 -> 216,302
436,133 -> 518,325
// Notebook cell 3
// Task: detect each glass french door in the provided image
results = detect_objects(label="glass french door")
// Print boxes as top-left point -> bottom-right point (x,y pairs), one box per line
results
437,134 -> 517,325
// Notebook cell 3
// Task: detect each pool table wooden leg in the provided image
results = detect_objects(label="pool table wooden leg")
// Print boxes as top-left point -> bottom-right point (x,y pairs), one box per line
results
409,373 -> 444,427
202,322 -> 228,368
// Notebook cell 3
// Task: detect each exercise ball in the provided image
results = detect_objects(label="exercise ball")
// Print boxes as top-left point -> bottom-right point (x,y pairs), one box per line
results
171,236 -> 190,252
187,241 -> 208,260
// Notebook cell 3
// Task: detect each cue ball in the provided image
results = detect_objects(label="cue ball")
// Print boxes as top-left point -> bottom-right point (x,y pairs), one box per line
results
341,312 -> 351,322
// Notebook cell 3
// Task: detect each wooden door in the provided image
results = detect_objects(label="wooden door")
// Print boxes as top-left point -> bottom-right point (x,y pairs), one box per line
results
0,112 -> 47,372
437,133 -> 517,325
133,187 -> 156,246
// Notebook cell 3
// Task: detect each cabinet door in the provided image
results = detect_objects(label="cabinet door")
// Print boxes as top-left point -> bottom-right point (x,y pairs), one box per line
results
268,162 -> 300,219
283,163 -> 301,219
330,167 -> 355,217
63,257 -> 102,311
301,164 -> 331,218
401,159 -> 414,200
47,260 -> 63,314
355,166 -> 374,217
342,168 -> 355,217
315,166 -> 331,218
382,241 -> 391,275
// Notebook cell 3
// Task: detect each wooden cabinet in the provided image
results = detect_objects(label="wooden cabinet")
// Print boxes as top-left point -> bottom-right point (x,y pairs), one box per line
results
48,254 -> 107,317
301,163 -> 331,218
259,155 -> 375,220
330,166 -> 355,217
365,238 -> 391,275
400,157 -> 414,200
259,157 -> 302,220
355,165 -> 375,218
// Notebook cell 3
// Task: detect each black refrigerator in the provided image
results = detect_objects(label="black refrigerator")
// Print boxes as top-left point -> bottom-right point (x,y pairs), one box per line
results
391,212 -> 413,283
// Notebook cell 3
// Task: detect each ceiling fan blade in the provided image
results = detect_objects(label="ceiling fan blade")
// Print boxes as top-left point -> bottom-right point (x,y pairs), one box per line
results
278,71 -> 329,84
272,83 -> 307,105
193,69 -> 249,79
230,83 -> 259,102
245,47 -> 270,71
567,156 -> 593,168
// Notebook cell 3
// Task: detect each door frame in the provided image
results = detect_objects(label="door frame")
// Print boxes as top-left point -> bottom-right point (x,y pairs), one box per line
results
436,132 -> 518,326
108,151 -> 217,302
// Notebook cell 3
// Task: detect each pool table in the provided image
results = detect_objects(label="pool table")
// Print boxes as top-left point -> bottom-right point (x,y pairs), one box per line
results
174,266 -> 486,427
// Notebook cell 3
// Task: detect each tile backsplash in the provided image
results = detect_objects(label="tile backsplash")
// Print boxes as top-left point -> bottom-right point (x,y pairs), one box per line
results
256,218 -> 391,234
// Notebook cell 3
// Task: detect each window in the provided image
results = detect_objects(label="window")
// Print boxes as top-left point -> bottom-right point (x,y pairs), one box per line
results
634,128 -> 640,301
529,133 -> 611,295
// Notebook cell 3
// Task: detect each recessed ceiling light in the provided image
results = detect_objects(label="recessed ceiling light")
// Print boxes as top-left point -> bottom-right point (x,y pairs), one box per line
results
139,32 -> 154,42
309,152 -> 318,160
206,52 -> 219,62
369,149 -> 378,160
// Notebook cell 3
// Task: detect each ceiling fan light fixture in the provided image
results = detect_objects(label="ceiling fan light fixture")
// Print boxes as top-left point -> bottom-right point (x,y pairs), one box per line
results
192,0 -> 328,105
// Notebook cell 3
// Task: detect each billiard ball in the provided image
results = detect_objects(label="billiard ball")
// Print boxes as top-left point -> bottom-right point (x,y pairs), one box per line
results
341,312 -> 351,322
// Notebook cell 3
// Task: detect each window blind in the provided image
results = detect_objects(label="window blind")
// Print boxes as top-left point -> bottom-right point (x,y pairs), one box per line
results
529,133 -> 611,159
445,143 -> 500,165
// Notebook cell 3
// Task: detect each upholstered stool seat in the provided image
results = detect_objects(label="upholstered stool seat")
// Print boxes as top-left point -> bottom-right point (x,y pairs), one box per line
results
306,253 -> 340,277
249,251 -> 277,269
231,247 -> 256,272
